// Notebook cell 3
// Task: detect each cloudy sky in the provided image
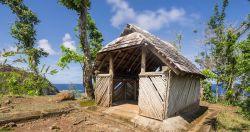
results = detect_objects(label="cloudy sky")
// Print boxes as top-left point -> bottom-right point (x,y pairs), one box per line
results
0,0 -> 249,84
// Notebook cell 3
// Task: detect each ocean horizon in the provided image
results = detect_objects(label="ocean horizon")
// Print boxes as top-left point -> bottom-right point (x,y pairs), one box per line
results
53,83 -> 228,95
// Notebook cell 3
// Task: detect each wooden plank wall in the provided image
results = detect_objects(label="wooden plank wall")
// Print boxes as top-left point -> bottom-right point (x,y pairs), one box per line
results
113,79 -> 137,102
166,74 -> 200,117
138,74 -> 168,120
95,74 -> 112,107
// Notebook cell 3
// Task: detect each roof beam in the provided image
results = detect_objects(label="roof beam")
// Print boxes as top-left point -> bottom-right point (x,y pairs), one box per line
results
147,45 -> 180,75
122,47 -> 140,72
97,54 -> 107,71
129,51 -> 141,72
114,52 -> 128,71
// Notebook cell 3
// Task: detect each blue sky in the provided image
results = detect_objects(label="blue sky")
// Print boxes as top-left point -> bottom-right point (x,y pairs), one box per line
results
0,0 -> 249,84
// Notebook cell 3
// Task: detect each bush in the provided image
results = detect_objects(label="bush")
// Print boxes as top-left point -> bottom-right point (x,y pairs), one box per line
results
0,70 -> 54,96
239,97 -> 250,120
202,80 -> 215,103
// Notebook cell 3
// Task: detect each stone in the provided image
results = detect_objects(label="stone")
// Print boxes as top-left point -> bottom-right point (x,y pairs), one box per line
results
0,107 -> 10,113
4,122 -> 17,128
4,99 -> 11,105
53,92 -> 75,102
49,125 -> 60,130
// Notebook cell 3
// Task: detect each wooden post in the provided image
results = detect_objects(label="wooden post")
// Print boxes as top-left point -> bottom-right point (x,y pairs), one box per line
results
134,81 -> 137,101
109,54 -> 114,76
141,46 -> 146,73
109,54 -> 114,106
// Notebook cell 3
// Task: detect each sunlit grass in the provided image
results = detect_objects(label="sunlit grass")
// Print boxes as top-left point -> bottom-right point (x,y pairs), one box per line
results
79,100 -> 96,107
216,109 -> 250,131
0,127 -> 14,131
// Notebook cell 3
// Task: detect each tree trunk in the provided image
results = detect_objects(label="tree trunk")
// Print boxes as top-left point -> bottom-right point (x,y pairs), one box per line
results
216,79 -> 219,102
79,0 -> 94,99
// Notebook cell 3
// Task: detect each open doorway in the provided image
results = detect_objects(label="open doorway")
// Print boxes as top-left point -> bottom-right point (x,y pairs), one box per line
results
109,46 -> 165,106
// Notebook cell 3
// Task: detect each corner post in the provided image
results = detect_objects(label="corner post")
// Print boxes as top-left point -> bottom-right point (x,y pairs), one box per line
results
141,45 -> 146,73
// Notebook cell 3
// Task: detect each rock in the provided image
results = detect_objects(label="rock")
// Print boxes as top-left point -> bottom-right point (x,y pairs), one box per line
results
4,99 -> 11,105
0,107 -> 10,113
41,85 -> 59,95
49,125 -> 60,130
53,92 -> 75,102
4,122 -> 17,128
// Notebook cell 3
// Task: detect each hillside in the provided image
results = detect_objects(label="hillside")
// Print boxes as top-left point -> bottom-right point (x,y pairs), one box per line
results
0,64 -> 59,95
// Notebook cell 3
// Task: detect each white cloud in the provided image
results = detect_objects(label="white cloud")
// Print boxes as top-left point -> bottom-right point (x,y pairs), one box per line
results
62,33 -> 76,51
38,39 -> 57,55
107,0 -> 189,31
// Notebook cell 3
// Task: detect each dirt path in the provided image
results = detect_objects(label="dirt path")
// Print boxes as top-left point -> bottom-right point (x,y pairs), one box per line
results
187,102 -> 234,132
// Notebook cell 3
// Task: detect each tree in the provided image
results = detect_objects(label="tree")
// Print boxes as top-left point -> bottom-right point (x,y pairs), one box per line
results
172,33 -> 183,51
196,0 -> 250,103
0,0 -> 48,74
58,0 -> 103,99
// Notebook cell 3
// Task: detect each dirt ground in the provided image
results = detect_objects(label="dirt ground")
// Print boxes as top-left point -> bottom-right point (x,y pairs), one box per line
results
0,96 -> 249,132
0,96 -> 141,132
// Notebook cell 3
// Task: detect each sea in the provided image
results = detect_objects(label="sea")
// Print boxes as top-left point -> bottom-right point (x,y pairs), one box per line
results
54,84 -> 84,93
53,84 -> 227,95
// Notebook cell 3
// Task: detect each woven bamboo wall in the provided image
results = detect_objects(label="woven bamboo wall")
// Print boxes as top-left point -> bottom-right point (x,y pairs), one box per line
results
95,74 -> 113,107
166,74 -> 200,117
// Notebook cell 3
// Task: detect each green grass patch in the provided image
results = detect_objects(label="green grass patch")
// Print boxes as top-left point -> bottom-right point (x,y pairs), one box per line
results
0,127 -> 14,131
79,100 -> 96,107
216,110 -> 250,131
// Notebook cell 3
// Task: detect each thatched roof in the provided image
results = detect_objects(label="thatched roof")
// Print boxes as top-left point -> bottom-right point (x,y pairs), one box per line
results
96,24 -> 202,76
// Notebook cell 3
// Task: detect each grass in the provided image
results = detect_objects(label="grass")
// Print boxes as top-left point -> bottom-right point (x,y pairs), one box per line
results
0,127 -> 14,131
79,100 -> 96,107
216,109 -> 250,132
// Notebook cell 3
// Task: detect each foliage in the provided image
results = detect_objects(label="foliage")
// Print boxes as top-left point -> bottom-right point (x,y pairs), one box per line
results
201,80 -> 215,103
201,68 -> 217,79
0,0 -> 48,74
58,45 -> 85,69
196,0 -> 250,104
0,71 -> 51,96
172,33 -> 183,51
0,127 -> 14,131
0,64 -> 57,96
239,97 -> 250,120
201,69 -> 216,102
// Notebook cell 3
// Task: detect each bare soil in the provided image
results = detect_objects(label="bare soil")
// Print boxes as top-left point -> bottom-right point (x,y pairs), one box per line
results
0,96 -> 142,132
1,96 -> 248,132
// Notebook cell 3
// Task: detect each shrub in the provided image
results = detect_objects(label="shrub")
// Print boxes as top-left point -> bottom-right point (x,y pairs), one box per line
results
239,97 -> 250,120
0,70 -> 54,96
202,80 -> 215,103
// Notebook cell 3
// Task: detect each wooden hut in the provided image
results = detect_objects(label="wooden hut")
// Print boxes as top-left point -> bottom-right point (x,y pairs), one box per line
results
94,24 -> 204,120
